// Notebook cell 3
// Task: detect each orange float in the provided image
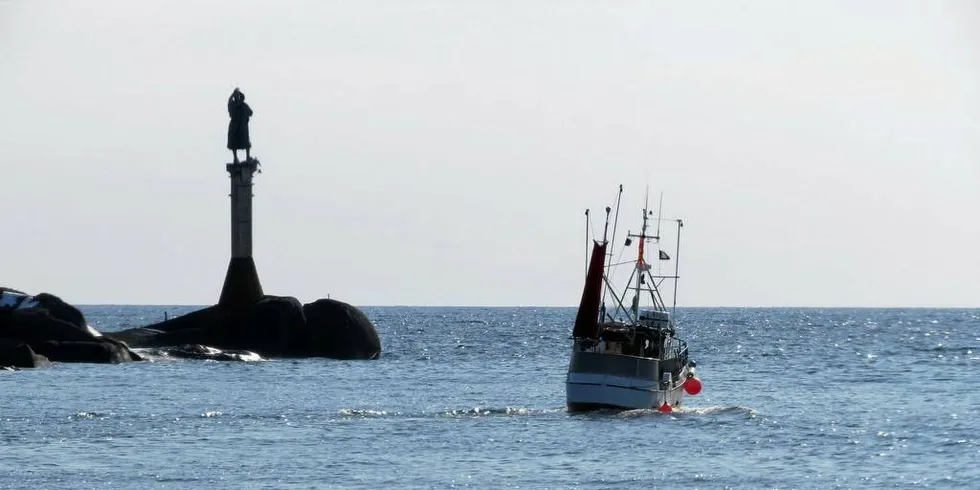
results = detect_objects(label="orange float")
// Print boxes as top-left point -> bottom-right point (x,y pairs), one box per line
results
684,377 -> 703,395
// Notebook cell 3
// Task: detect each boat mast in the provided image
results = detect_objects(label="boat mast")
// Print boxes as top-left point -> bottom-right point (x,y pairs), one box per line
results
633,188 -> 651,320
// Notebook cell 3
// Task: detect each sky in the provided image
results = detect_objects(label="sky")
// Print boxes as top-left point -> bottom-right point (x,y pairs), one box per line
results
1,0 -> 978,307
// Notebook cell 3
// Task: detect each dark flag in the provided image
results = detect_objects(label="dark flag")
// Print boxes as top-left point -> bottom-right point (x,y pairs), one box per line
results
659,250 -> 670,260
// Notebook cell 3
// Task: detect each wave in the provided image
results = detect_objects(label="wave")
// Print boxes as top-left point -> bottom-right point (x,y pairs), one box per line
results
130,348 -> 174,362
71,411 -> 109,419
924,345 -> 977,354
131,347 -> 266,363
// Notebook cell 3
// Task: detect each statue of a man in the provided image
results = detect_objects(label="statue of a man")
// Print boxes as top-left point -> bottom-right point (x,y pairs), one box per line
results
227,88 -> 253,163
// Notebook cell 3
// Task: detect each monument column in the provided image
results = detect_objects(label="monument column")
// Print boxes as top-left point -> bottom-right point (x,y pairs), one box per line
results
218,159 -> 264,308
228,160 -> 258,258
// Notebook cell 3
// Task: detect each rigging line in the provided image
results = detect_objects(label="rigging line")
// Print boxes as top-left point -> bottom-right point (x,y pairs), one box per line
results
645,270 -> 663,310
608,268 -> 635,322
615,267 -> 639,323
602,275 -> 633,322
639,268 -> 665,311
643,216 -> 682,224
607,258 -> 634,268
601,239 -> 631,296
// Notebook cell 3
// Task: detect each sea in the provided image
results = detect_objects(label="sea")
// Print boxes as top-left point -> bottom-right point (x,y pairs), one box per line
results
1,306 -> 978,489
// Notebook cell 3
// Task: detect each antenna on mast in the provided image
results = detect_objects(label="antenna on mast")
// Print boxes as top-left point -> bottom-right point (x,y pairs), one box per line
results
631,186 -> 651,319
643,186 -> 650,220
656,192 -> 663,239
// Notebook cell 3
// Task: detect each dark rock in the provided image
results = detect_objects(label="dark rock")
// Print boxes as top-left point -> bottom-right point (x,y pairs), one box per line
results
34,339 -> 140,364
109,295 -> 381,360
302,299 -> 381,359
0,308 -> 11,330
3,308 -> 97,345
1,288 -> 143,366
110,309 -> 226,348
230,295 -> 306,355
111,296 -> 306,357
0,340 -> 51,368
33,293 -> 87,328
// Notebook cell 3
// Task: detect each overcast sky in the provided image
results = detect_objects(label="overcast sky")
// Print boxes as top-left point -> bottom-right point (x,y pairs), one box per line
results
1,0 -> 978,307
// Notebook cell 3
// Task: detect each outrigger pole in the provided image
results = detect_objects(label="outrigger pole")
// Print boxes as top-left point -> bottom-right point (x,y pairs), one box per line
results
607,185 -> 624,273
598,206 -> 611,322
583,209 -> 590,279
600,186 -> 624,322
655,192 -> 665,280
601,206 -> 611,243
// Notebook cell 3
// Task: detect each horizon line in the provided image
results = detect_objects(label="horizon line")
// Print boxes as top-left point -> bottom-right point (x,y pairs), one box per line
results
74,303 -> 980,309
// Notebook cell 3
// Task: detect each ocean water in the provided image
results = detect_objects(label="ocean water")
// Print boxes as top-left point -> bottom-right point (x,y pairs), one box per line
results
1,306 -> 978,489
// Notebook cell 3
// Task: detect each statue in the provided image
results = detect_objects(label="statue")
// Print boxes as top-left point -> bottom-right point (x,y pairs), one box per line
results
227,88 -> 253,163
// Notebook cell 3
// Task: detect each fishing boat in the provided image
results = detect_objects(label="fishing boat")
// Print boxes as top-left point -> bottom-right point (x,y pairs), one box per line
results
566,186 -> 702,412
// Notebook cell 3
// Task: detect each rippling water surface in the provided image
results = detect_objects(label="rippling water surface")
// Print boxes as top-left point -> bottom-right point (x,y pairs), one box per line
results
1,307 -> 978,489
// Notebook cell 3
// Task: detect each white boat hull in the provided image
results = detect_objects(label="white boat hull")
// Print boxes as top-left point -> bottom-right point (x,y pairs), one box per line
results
566,369 -> 689,411
565,343 -> 693,411
566,373 -> 686,411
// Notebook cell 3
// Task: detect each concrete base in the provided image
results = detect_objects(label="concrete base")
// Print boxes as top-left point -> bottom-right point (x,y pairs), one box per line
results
218,257 -> 264,309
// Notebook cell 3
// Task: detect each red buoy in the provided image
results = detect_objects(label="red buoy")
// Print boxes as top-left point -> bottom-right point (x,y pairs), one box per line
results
684,377 -> 703,395
658,402 -> 672,413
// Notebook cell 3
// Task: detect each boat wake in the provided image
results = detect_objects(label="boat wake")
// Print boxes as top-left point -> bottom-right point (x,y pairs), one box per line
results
674,405 -> 757,416
334,406 -> 757,420
440,406 -> 561,417
337,408 -> 393,417
336,406 -> 563,419
576,405 -> 758,418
